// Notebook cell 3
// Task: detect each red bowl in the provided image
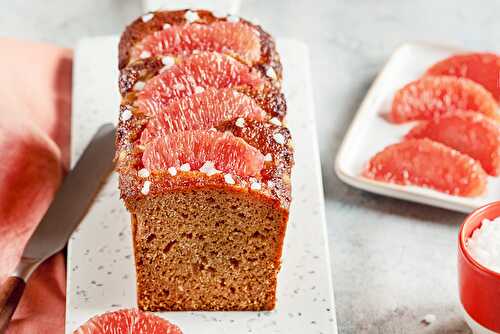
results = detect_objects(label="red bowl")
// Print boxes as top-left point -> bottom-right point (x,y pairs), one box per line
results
458,201 -> 500,333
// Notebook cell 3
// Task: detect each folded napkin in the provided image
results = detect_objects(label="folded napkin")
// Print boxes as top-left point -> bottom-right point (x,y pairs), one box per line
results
0,38 -> 72,334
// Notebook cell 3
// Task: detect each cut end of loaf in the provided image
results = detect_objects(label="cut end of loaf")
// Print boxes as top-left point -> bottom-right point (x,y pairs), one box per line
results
130,187 -> 288,311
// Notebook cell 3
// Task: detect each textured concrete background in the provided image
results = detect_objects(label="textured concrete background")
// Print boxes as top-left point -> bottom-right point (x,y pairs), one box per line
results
3,1 -> 499,332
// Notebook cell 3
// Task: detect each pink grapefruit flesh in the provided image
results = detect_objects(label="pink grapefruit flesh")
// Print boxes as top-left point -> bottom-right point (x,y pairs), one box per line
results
141,87 -> 267,142
363,138 -> 487,197
137,51 -> 266,113
426,52 -> 500,102
406,111 -> 500,176
142,130 -> 265,177
130,21 -> 261,65
390,76 -> 499,123
73,308 -> 182,334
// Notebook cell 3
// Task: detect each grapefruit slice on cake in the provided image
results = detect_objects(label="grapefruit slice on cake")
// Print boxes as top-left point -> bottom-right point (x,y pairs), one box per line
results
363,139 -> 487,197
405,111 -> 500,176
142,130 -> 265,177
130,21 -> 262,66
141,88 -> 268,142
389,76 -> 499,123
136,52 -> 267,114
426,52 -> 500,102
73,308 -> 182,334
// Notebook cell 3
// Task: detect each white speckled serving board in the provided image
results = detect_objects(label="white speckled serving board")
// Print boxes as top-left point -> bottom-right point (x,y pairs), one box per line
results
66,36 -> 337,333
336,42 -> 500,213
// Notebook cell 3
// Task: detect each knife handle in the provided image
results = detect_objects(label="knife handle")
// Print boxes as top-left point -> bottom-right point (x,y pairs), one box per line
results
0,276 -> 26,334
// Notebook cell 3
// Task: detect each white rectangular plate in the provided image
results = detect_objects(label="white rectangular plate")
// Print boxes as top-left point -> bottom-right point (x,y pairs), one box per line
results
66,36 -> 337,333
335,42 -> 500,213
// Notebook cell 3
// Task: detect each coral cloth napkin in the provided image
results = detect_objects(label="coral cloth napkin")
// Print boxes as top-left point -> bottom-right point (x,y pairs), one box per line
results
0,38 -> 72,333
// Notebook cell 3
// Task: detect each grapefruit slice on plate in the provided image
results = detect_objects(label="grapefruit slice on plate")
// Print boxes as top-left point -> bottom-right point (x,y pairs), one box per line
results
389,76 -> 499,123
363,139 -> 487,197
142,130 -> 265,177
406,111 -> 500,176
73,308 -> 182,334
141,87 -> 267,142
137,52 -> 267,114
426,52 -> 500,102
130,21 -> 261,65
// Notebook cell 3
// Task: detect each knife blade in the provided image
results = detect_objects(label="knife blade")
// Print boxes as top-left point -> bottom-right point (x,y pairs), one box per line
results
0,123 -> 116,333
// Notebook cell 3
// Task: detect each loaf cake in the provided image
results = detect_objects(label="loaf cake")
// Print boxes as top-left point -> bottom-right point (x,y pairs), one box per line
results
116,9 -> 293,311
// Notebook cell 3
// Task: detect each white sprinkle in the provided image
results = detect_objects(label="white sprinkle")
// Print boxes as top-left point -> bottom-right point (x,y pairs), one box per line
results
235,117 -> 245,128
179,163 -> 191,172
199,161 -> 221,176
121,109 -> 132,121
167,166 -> 177,176
173,83 -> 185,90
141,181 -> 151,195
227,15 -> 240,23
266,67 -> 277,80
267,180 -> 274,188
194,86 -> 205,94
133,81 -> 145,91
224,174 -> 235,185
250,181 -> 261,191
264,153 -> 273,162
162,23 -> 171,30
139,50 -> 151,59
141,13 -> 154,23
138,168 -> 150,178
273,132 -> 286,145
269,117 -> 281,126
422,314 -> 436,325
161,56 -> 175,67
184,10 -> 199,23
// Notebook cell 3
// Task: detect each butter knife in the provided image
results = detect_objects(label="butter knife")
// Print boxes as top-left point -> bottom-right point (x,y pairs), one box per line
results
0,124 -> 116,333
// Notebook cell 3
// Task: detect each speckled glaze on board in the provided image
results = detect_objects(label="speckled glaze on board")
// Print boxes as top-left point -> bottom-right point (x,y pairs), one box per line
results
66,36 -> 337,334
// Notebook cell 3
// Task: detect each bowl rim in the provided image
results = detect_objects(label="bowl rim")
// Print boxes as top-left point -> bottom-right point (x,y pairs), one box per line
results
459,201 -> 500,279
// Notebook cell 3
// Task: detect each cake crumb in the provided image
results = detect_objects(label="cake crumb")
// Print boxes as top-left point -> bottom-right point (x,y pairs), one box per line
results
273,133 -> 286,145
121,109 -> 132,121
141,181 -> 151,195
224,174 -> 235,185
250,181 -> 261,191
168,167 -> 177,176
266,67 -> 277,80
185,10 -> 199,23
161,56 -> 175,67
421,314 -> 436,325
138,168 -> 150,178
139,50 -> 151,59
269,117 -> 281,126
235,117 -> 245,128
200,161 -> 220,176
162,23 -> 171,30
133,81 -> 145,91
180,163 -> 191,172
141,13 -> 154,22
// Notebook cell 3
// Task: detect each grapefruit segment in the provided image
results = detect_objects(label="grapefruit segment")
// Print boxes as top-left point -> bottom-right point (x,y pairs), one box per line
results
426,52 -> 500,102
73,308 -> 182,334
390,76 -> 499,123
137,52 -> 266,113
406,112 -> 500,176
130,21 -> 261,65
363,139 -> 487,197
142,130 -> 265,177
141,88 -> 267,142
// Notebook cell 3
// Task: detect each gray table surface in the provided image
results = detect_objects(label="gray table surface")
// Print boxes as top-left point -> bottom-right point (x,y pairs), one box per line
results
4,0 -> 500,333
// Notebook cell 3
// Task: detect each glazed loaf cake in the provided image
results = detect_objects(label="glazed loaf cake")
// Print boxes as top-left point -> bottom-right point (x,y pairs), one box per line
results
116,9 -> 293,311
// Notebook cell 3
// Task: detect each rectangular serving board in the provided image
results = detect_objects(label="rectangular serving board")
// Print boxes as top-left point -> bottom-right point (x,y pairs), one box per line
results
66,36 -> 338,333
335,42 -> 500,213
